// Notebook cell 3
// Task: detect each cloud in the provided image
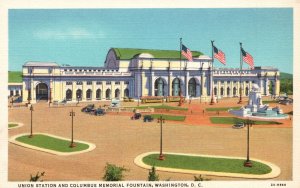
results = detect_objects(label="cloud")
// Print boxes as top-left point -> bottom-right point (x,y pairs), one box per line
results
34,27 -> 104,40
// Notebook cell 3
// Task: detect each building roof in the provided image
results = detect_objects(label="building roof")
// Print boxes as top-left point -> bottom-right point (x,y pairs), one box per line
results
8,71 -> 22,83
24,62 -> 59,67
111,48 -> 203,60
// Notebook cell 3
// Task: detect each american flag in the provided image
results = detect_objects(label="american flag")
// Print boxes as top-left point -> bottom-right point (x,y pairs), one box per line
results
241,48 -> 254,69
181,44 -> 193,62
213,46 -> 226,65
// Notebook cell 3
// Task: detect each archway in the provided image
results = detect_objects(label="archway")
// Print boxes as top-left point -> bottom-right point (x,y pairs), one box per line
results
227,87 -> 230,96
188,78 -> 197,97
76,89 -> 82,101
66,89 -> 72,101
154,78 -> 165,96
220,87 -> 224,96
214,87 -> 217,96
233,87 -> 237,96
115,89 -> 120,99
86,89 -> 92,100
36,83 -> 48,101
106,89 -> 111,99
269,80 -> 275,96
245,87 -> 249,96
124,88 -> 129,98
96,89 -> 102,100
172,78 -> 181,96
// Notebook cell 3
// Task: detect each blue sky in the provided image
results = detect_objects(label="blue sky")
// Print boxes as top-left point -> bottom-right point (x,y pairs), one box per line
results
9,8 -> 293,73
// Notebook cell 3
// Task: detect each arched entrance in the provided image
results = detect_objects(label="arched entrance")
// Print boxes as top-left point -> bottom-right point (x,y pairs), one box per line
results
269,80 -> 275,96
214,87 -> 217,96
124,88 -> 129,98
86,89 -> 92,100
66,89 -> 72,101
115,89 -> 120,99
188,78 -> 197,97
245,87 -> 249,96
220,87 -> 224,96
96,89 -> 102,100
36,83 -> 48,101
76,89 -> 82,101
106,89 -> 111,99
154,78 -> 165,96
233,87 -> 237,96
227,87 -> 230,96
172,78 -> 181,96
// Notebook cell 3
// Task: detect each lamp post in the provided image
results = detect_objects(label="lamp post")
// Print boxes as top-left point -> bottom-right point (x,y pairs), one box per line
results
244,119 -> 253,167
157,115 -> 165,160
69,109 -> 76,148
28,105 -> 34,138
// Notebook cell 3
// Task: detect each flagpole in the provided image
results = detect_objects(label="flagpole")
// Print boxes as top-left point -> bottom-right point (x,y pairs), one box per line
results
210,40 -> 215,105
178,38 -> 183,106
238,42 -> 243,104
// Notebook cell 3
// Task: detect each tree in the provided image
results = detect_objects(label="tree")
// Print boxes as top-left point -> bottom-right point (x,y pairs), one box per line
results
148,166 -> 159,181
103,163 -> 128,181
30,171 -> 45,182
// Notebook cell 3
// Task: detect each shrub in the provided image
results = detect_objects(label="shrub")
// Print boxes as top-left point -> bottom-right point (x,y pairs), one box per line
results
194,174 -> 210,181
148,166 -> 159,181
30,171 -> 45,182
103,163 -> 128,181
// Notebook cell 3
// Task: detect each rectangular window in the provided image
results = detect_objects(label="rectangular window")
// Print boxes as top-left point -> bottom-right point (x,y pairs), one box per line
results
66,81 -> 72,85
106,81 -> 111,85
48,68 -> 53,74
76,81 -> 83,85
96,81 -> 102,85
124,81 -> 129,85
115,81 -> 120,85
87,81 -> 92,85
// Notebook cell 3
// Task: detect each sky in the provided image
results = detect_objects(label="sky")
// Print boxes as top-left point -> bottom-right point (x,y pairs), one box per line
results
9,8 -> 293,73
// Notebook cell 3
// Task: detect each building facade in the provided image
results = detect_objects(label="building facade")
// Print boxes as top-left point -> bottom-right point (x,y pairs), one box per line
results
21,48 -> 280,104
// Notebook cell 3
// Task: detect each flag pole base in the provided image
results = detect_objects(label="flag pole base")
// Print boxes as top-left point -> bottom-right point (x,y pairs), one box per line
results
244,160 -> 252,167
159,154 -> 165,160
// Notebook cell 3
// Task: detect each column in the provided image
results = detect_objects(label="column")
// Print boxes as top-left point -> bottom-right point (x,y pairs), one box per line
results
82,81 -> 86,101
31,79 -> 35,102
243,81 -> 246,97
201,72 -> 207,96
168,72 -> 172,96
217,81 -> 221,97
265,77 -> 269,96
224,81 -> 227,97
185,71 -> 189,99
92,81 -> 96,100
111,81 -> 115,99
275,79 -> 280,96
230,81 -> 233,97
151,72 -> 155,96
102,83 -> 105,100
72,81 -> 76,102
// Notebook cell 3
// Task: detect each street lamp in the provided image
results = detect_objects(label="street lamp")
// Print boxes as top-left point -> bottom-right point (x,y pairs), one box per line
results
69,109 -> 76,148
28,105 -> 34,138
244,119 -> 253,167
157,115 -> 165,160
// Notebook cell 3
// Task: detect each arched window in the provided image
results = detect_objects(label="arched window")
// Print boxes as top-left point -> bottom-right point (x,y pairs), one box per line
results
227,87 -> 230,96
76,89 -> 82,101
233,87 -> 237,96
86,89 -> 92,100
115,89 -> 120,99
172,78 -> 181,96
188,78 -> 197,97
154,78 -> 165,96
36,83 -> 48,101
106,89 -> 111,99
214,87 -> 217,96
66,89 -> 72,101
245,87 -> 249,96
220,87 -> 224,96
96,89 -> 101,100
124,88 -> 129,98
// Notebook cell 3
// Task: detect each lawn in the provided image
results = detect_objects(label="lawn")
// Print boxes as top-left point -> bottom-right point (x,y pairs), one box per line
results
8,71 -> 22,83
8,124 -> 18,128
135,105 -> 188,111
210,117 -> 282,125
148,114 -> 186,121
206,107 -> 241,111
142,154 -> 272,175
16,134 -> 89,152
262,100 -> 277,104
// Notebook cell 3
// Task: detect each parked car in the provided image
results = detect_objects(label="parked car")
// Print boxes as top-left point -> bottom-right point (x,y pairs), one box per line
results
143,115 -> 154,122
94,108 -> 106,116
232,122 -> 245,129
131,113 -> 142,120
81,104 -> 95,112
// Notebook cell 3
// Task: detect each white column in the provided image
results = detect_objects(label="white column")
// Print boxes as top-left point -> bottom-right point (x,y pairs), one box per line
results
185,71 -> 189,99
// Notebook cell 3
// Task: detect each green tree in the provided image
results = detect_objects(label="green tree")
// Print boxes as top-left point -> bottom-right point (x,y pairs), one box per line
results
148,166 -> 159,181
30,171 -> 45,182
103,163 -> 128,181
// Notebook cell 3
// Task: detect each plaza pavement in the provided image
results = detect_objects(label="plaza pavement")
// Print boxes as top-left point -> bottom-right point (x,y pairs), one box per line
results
8,97 -> 292,181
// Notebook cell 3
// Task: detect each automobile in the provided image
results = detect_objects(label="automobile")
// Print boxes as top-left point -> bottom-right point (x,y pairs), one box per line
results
131,113 -> 142,120
232,122 -> 245,129
94,108 -> 106,116
143,115 -> 154,122
81,104 -> 95,112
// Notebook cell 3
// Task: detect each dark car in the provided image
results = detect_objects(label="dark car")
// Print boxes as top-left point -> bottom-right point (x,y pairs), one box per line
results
143,115 -> 154,122
81,104 -> 95,112
94,108 -> 106,116
131,113 -> 142,120
232,123 -> 245,129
